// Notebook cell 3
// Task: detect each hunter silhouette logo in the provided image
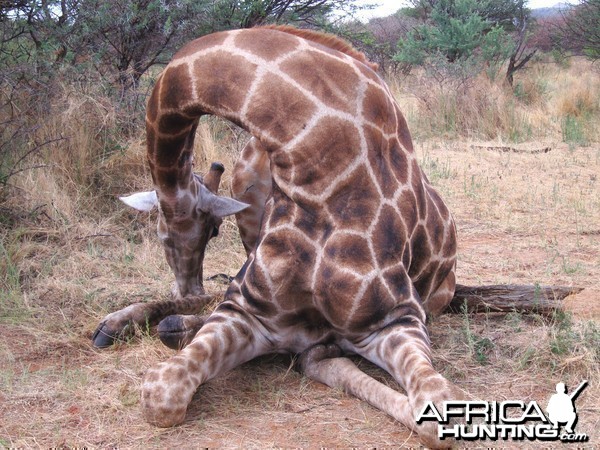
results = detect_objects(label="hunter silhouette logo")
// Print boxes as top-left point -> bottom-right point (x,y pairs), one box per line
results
416,380 -> 589,442
547,380 -> 588,437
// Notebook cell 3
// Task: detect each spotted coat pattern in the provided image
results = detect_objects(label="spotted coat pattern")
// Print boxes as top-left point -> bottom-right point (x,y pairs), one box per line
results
135,26 -> 465,447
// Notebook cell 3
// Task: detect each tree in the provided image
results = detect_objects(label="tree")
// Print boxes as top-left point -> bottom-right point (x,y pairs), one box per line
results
555,0 -> 600,60
1,0 -> 370,92
395,0 -> 536,84
204,0 -> 367,30
505,0 -> 536,86
528,15 -> 564,53
72,0 -> 206,90
80,0 -> 371,89
395,0 -> 514,72
1,0 -> 77,72
364,13 -> 418,73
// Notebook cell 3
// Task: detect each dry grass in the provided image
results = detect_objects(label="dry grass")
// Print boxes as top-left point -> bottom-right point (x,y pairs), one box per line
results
1,58 -> 599,448
392,57 -> 600,145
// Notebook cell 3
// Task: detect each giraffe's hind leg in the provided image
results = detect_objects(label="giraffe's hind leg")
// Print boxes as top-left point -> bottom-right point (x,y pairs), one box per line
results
298,344 -> 416,433
92,295 -> 212,348
423,269 -> 456,316
141,299 -> 273,427
350,320 -> 469,448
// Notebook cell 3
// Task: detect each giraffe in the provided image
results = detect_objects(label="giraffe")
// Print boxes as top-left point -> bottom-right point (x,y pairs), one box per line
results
103,25 -> 467,447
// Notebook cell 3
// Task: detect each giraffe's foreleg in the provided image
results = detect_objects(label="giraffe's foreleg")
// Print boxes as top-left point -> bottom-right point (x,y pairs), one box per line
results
352,321 -> 469,449
298,344 -> 415,432
92,295 -> 212,348
141,301 -> 273,427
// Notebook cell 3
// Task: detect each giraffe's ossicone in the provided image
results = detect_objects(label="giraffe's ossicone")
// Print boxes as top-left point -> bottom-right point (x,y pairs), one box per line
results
115,26 -> 469,448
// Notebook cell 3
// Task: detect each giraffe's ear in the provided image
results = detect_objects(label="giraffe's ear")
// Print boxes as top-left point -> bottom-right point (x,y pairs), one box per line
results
207,195 -> 250,218
198,183 -> 249,217
119,191 -> 158,212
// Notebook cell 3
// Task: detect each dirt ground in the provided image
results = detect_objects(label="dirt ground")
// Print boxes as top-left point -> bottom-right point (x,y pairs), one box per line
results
1,139 -> 598,448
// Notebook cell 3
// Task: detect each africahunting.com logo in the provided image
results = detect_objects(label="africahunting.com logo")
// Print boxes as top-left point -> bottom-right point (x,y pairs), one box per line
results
416,380 -> 589,443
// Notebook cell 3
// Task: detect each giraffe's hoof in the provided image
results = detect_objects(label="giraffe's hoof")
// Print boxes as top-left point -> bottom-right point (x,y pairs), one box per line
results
158,314 -> 206,350
92,320 -> 131,348
92,303 -> 149,348
157,316 -> 187,350
158,316 -> 192,350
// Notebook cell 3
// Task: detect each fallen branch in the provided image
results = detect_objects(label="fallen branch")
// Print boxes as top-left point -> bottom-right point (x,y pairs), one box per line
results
74,233 -> 114,240
448,284 -> 583,315
470,145 -> 551,154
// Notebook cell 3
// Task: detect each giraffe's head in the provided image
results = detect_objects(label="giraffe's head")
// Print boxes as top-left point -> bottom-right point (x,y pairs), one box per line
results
120,162 -> 249,299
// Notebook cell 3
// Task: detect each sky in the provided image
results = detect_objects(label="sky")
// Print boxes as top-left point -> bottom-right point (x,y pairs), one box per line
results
357,0 -> 579,21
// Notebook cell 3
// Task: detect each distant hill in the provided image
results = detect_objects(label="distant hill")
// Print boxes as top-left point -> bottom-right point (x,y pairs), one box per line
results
532,3 -> 574,19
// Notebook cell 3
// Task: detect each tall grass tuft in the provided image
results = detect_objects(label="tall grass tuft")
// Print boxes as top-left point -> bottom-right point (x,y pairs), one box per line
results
390,56 -> 599,144
0,232 -> 29,323
551,58 -> 600,147
391,72 -> 538,142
